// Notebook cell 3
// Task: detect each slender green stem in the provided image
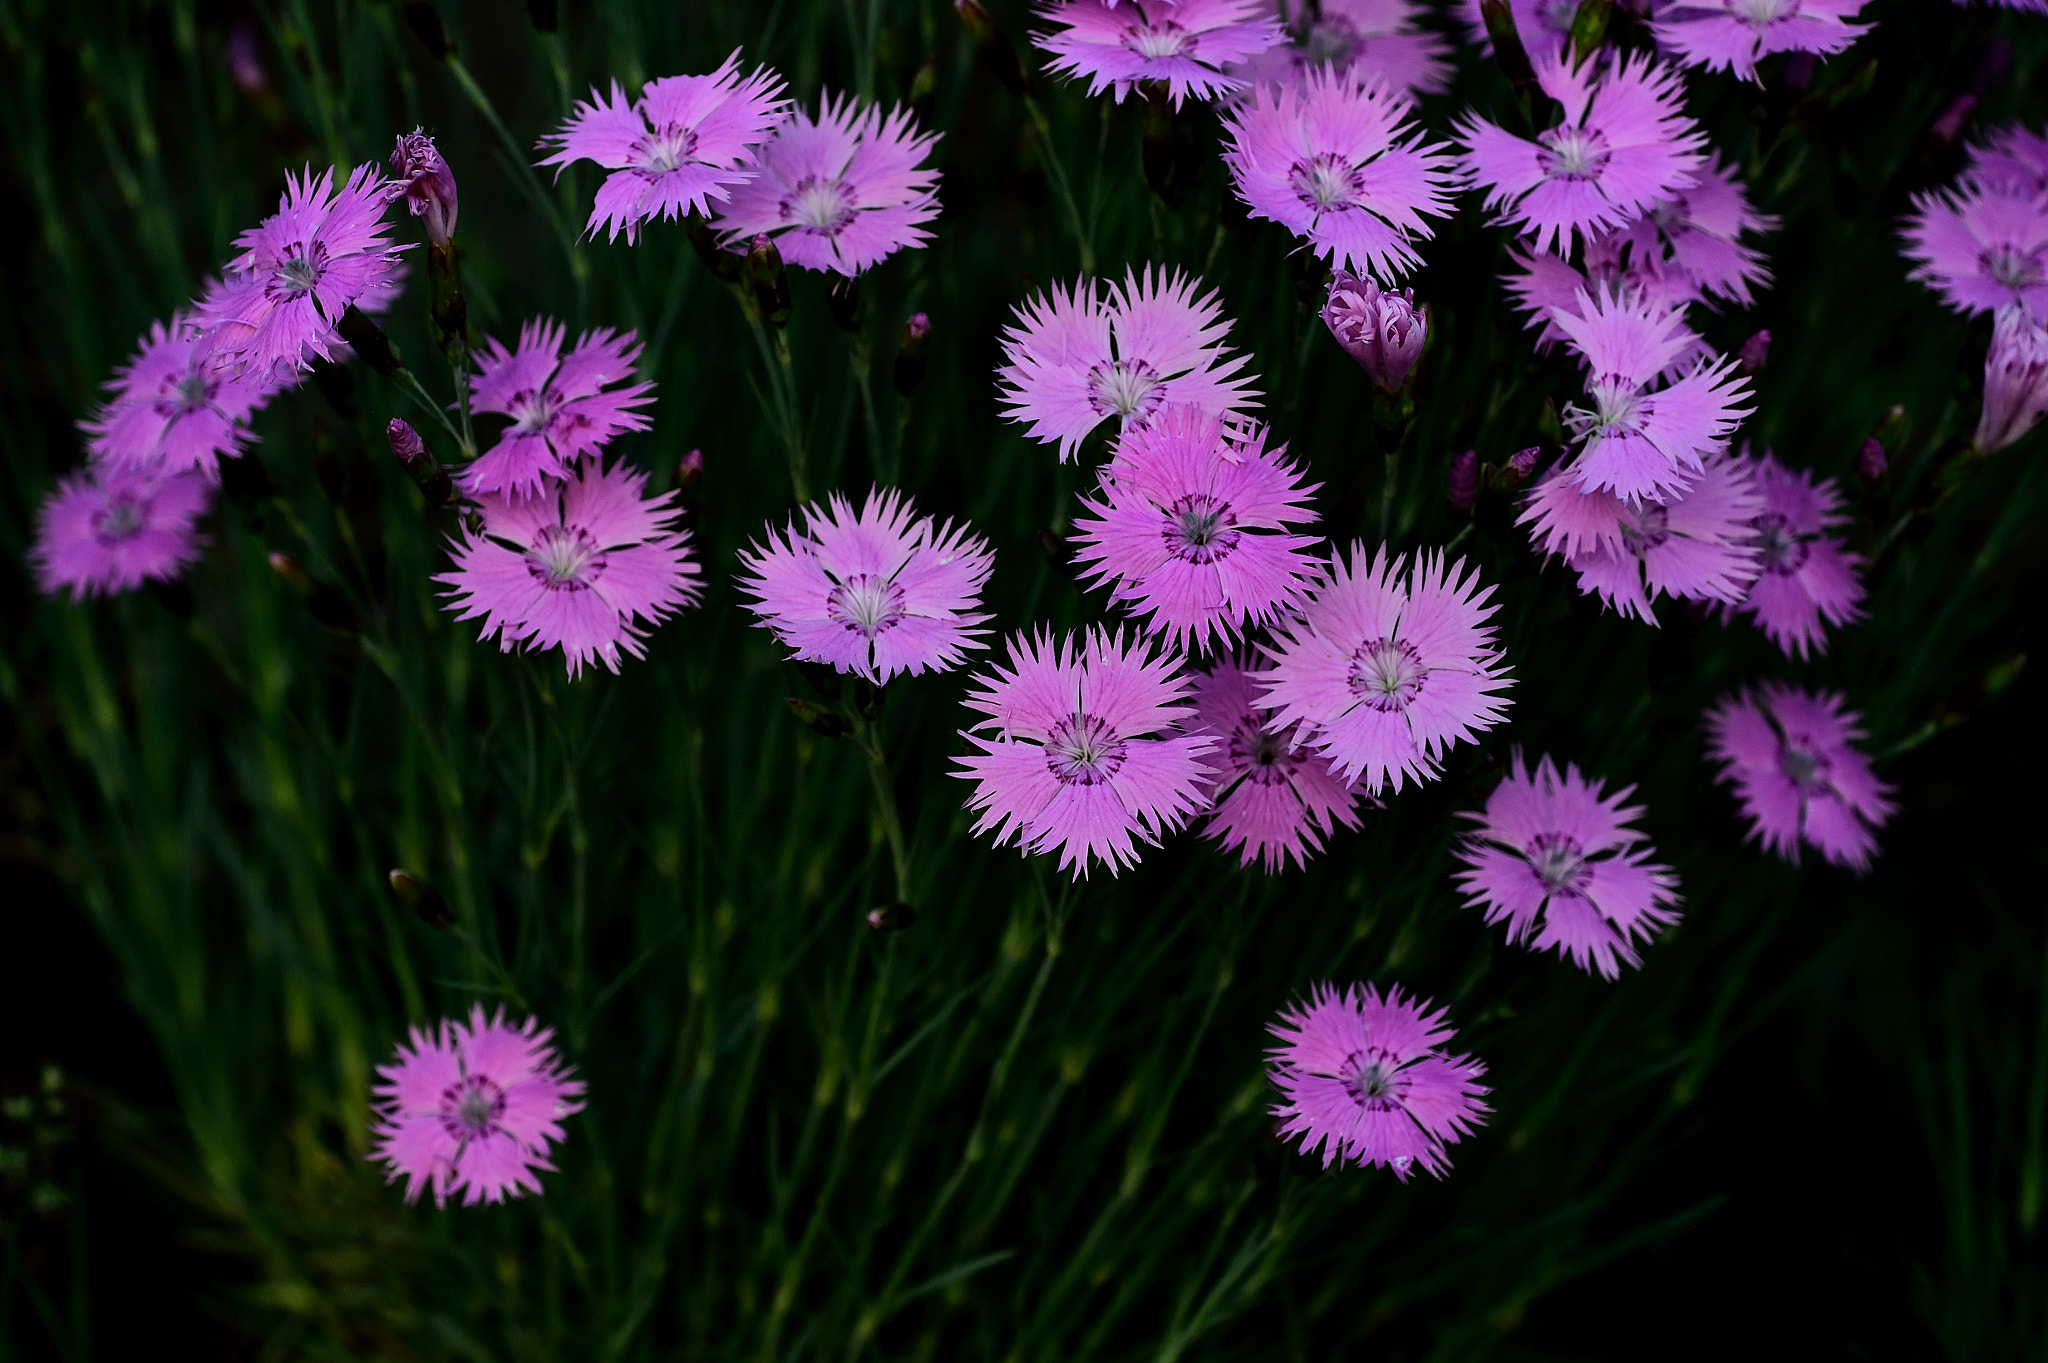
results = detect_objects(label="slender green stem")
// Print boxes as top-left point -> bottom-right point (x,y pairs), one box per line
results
446,55 -> 589,296
1022,95 -> 1094,274
854,716 -> 911,906
389,365 -> 470,457
1379,448 -> 1399,543
851,339 -> 891,485
739,296 -> 810,501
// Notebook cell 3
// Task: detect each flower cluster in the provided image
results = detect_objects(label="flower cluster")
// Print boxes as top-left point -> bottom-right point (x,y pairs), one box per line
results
1034,0 -> 1287,108
1227,0 -> 1453,100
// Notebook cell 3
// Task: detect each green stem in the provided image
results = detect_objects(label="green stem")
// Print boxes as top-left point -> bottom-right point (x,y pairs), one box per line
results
854,716 -> 911,906
1022,95 -> 1094,274
446,55 -> 588,297
389,365 -> 470,457
851,339 -> 891,485
739,295 -> 810,501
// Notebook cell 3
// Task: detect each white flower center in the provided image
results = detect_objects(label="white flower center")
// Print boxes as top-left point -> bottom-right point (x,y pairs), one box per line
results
91,493 -> 146,543
1982,244 -> 2047,292
1526,831 -> 1593,896
1347,637 -> 1427,712
1539,125 -> 1612,182
1565,383 -> 1645,443
1228,722 -> 1296,788
1618,503 -> 1673,556
1287,152 -> 1366,212
1086,357 -> 1165,421
1162,492 -> 1240,564
637,123 -> 701,174
1730,0 -> 1796,24
1044,713 -> 1129,787
784,175 -> 857,234
825,573 -> 907,638
1120,19 -> 1190,60
1341,1048 -> 1409,1109
525,524 -> 607,592
269,243 -> 328,299
439,1074 -> 507,1139
1779,738 -> 1832,792
1755,513 -> 1810,575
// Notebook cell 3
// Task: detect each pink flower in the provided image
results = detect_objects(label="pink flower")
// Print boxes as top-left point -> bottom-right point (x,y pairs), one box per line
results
1504,246 -> 1697,353
1653,0 -> 1870,84
1968,121 -> 2048,199
1035,0 -> 1286,107
436,458 -> 701,678
31,464 -> 211,599
1976,304 -> 2048,453
1070,407 -> 1320,652
369,1006 -> 585,1208
1734,452 -> 1865,657
1227,0 -> 1453,100
712,93 -> 939,276
1190,655 -> 1363,871
1260,545 -> 1513,794
1453,754 -> 1681,978
954,628 -> 1217,877
539,53 -> 790,245
1901,180 -> 2048,323
737,488 -> 995,682
196,164 -> 409,379
1704,684 -> 1895,871
462,321 -> 654,501
80,315 -> 283,478
1220,67 -> 1456,281
996,267 -> 1260,462
1552,288 -> 1753,504
390,128 -> 459,245
1595,155 -> 1776,308
1267,983 -> 1489,1179
1455,51 -> 1707,256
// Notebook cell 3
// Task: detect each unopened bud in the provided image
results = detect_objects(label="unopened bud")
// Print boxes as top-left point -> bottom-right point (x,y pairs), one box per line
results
385,418 -> 458,507
1507,445 -> 1542,482
387,418 -> 426,465
1974,304 -> 2048,454
1447,449 -> 1479,513
894,312 -> 931,397
1736,329 -> 1771,375
267,550 -> 312,591
1324,271 -> 1425,395
747,233 -> 791,328
391,128 -> 459,245
866,903 -> 918,932
1929,94 -> 1977,149
955,0 -> 1028,96
676,448 -> 705,497
388,869 -> 455,929
224,20 -> 268,94
1858,436 -> 1888,481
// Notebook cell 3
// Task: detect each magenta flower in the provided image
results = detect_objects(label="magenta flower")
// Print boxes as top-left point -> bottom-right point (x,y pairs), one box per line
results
1455,52 -> 1706,256
1220,67 -> 1455,281
996,267 -> 1260,462
196,164 -> 408,379
31,464 -> 211,599
1552,288 -> 1754,504
369,1006 -> 585,1208
1267,983 -> 1489,1179
1503,246 -> 1697,354
954,628 -> 1217,877
712,93 -> 939,276
1453,755 -> 1681,978
80,315 -> 282,478
1901,180 -> 2048,323
1654,0 -> 1870,84
737,488 -> 995,682
462,321 -> 654,501
390,128 -> 459,245
1070,407 -> 1320,652
1968,122 -> 2048,199
1596,156 -> 1776,308
437,458 -> 701,678
1260,545 -> 1513,794
1228,0 -> 1453,99
1976,304 -> 2048,454
1191,655 -> 1363,871
1035,0 -> 1286,107
1734,452 -> 1865,657
539,54 -> 790,245
1704,684 -> 1895,871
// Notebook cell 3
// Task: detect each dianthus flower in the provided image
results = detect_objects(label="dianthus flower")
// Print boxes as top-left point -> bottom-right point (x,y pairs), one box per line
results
437,458 -> 701,678
1035,0 -> 1286,107
1453,754 -> 1681,978
31,464 -> 211,599
1976,304 -> 2048,454
713,93 -> 939,276
196,164 -> 409,379
996,267 -> 1260,462
1260,545 -> 1513,793
737,488 -> 994,682
1070,407 -> 1320,652
370,1006 -> 585,1208
1704,683 -> 1895,871
1551,288 -> 1753,504
1227,0 -> 1453,101
462,321 -> 655,500
81,315 -> 282,478
1733,452 -> 1865,657
1595,156 -> 1776,308
1653,0 -> 1870,84
390,128 -> 460,245
539,53 -> 789,245
1324,270 -> 1427,391
1455,52 -> 1707,256
1191,655 -> 1363,871
954,628 -> 1216,877
1968,122 -> 2048,199
1219,67 -> 1456,281
1901,180 -> 2048,322
1267,982 -> 1489,1179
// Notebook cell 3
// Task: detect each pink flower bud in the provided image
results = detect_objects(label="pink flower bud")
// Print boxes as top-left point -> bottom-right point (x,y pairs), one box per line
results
386,418 -> 426,466
676,448 -> 705,494
1507,446 -> 1541,481
1447,449 -> 1479,512
1736,329 -> 1771,375
391,129 -> 459,245
1976,305 -> 2048,453
1323,271 -> 1425,394
1858,437 -> 1888,481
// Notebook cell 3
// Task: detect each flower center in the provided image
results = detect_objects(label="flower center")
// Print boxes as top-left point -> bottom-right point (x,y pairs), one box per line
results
1044,713 -> 1129,787
1779,739 -> 1832,791
1565,383 -> 1644,442
160,371 -> 215,418
1120,19 -> 1190,59
784,175 -> 857,235
269,243 -> 329,300
1539,125 -> 1612,182
1162,492 -> 1241,564
90,493 -> 145,543
1730,0 -> 1795,24
1341,1049 -> 1408,1110
510,390 -> 556,437
1619,503 -> 1672,556
1981,244 -> 2046,292
1086,357 -> 1166,421
1346,637 -> 1427,712
1755,513 -> 1810,575
439,1074 -> 507,1140
825,573 -> 908,638
1540,0 -> 1579,31
1228,722 -> 1295,787
1526,831 -> 1593,896
637,123 -> 701,174
1287,152 -> 1366,212
525,524 -> 607,592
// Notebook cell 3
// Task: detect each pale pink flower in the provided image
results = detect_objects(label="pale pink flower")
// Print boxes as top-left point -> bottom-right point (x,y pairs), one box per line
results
1967,122 -> 2048,199
1035,0 -> 1286,107
81,315 -> 283,478
539,53 -> 790,244
1190,655 -> 1363,871
1595,155 -> 1776,308
370,1006 -> 585,1208
1704,683 -> 1895,871
462,321 -> 654,500
713,93 -> 940,276
1734,452 -> 1865,657
1504,245 -> 1698,353
1453,754 -> 1681,978
1976,303 -> 2048,453
1070,407 -> 1320,652
954,628 -> 1217,877
437,458 -> 701,678
737,488 -> 994,682
31,464 -> 211,599
1260,545 -> 1513,794
1228,0 -> 1452,99
996,267 -> 1260,462
1654,0 -> 1871,84
1901,180 -> 2048,323
1267,983 -> 1489,1179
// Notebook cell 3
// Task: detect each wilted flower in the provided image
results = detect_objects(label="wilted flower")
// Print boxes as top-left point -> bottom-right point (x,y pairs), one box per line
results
714,93 -> 941,276
390,128 -> 460,245
463,320 -> 655,500
1704,683 -> 1895,871
1324,270 -> 1426,393
1734,452 -> 1866,657
1901,180 -> 2048,322
81,315 -> 282,478
437,458 -> 702,678
1975,303 -> 2048,453
1035,0 -> 1286,108
1653,0 -> 1871,84
737,488 -> 995,682
31,464 -> 212,599
370,1006 -> 585,1208
1227,0 -> 1454,100
1190,655 -> 1364,871
954,628 -> 1217,877
1267,983 -> 1489,1179
996,267 -> 1260,462
1453,754 -> 1681,979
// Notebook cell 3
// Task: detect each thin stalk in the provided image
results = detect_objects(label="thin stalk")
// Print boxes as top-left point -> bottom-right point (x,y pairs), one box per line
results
389,365 -> 470,456
446,55 -> 589,297
739,297 -> 810,501
851,339 -> 891,485
853,716 -> 911,906
1022,95 -> 1094,274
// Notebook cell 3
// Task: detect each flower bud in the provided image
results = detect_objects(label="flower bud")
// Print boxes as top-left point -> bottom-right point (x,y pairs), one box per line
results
386,418 -> 458,508
676,448 -> 705,497
1447,449 -> 1479,513
338,305 -> 401,376
387,418 -> 426,465
1324,271 -> 1425,395
1507,446 -> 1542,482
391,129 -> 459,245
224,20 -> 268,94
1479,0 -> 1535,85
785,696 -> 852,739
866,903 -> 918,932
894,312 -> 931,397
747,233 -> 791,328
1975,305 -> 2048,454
1857,436 -> 1888,481
1736,328 -> 1771,375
